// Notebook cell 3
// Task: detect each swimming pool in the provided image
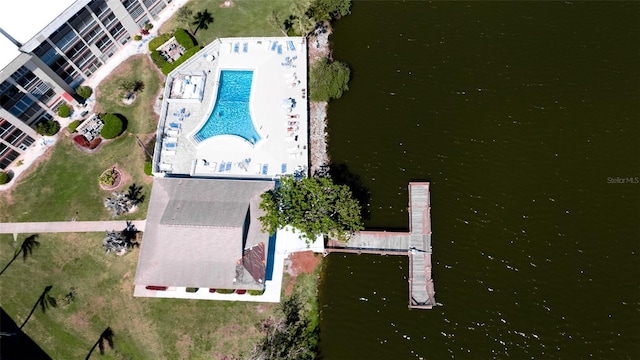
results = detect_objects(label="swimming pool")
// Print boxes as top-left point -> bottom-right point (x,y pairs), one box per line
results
192,70 -> 261,145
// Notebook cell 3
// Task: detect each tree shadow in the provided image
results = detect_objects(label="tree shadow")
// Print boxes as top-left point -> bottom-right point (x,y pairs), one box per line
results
113,113 -> 128,134
192,9 -> 214,35
126,183 -> 145,204
0,307 -> 51,360
0,234 -> 39,277
20,285 -> 56,330
315,163 -> 372,220
85,327 -> 114,359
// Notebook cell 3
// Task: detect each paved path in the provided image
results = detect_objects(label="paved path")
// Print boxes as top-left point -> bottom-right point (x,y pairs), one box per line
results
0,220 -> 146,235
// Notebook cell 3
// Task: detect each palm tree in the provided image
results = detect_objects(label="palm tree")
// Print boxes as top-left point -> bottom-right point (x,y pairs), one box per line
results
86,327 -> 114,359
176,7 -> 193,33
192,9 -> 214,35
20,285 -> 56,330
0,234 -> 39,276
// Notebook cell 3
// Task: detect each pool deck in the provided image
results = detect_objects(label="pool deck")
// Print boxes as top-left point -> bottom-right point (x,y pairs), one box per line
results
153,37 -> 309,179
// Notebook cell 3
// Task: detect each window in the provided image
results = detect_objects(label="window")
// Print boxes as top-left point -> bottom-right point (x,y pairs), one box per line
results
0,121 -> 15,138
30,81 -> 52,100
0,143 -> 8,157
128,4 -> 144,19
35,43 -> 59,65
0,149 -> 20,169
18,135 -> 35,150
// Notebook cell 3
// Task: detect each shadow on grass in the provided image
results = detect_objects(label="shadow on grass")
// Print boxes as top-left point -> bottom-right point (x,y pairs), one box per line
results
0,307 -> 51,360
20,285 -> 56,330
0,234 -> 39,277
85,327 -> 114,359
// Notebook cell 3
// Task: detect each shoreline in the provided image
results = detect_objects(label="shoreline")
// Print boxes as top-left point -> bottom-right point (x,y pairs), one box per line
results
307,23 -> 333,176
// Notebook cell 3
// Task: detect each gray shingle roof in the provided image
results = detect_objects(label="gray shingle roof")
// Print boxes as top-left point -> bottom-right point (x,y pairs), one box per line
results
134,178 -> 274,290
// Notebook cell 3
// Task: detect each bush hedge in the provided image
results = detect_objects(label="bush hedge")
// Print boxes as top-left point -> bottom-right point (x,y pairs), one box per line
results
68,119 -> 82,133
144,161 -> 152,175
76,85 -> 92,99
148,33 -> 173,52
0,171 -> 9,185
174,28 -> 196,49
248,289 -> 264,296
150,50 -> 168,69
57,103 -> 71,118
215,289 -> 235,294
35,120 -> 61,136
100,114 -> 124,139
134,34 -> 142,41
161,46 -> 202,75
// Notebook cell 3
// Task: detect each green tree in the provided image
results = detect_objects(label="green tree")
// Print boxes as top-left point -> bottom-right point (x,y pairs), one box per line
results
308,0 -> 352,22
57,103 -> 71,118
176,7 -> 193,33
252,293 -> 317,359
0,234 -> 39,276
288,0 -> 315,36
75,85 -> 93,99
259,176 -> 363,244
309,59 -> 351,102
35,120 -> 61,136
192,9 -> 213,35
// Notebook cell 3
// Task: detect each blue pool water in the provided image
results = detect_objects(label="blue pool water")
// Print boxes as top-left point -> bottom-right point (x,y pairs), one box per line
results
193,70 -> 261,145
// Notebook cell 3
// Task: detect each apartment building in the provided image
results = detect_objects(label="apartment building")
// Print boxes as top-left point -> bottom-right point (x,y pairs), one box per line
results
0,0 -> 173,170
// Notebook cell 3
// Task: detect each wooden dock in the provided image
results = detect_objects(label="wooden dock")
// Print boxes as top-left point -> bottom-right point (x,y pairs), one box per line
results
325,182 -> 435,309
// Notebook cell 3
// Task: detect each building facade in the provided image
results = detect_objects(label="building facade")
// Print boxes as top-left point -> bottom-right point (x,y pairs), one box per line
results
0,0 -> 172,170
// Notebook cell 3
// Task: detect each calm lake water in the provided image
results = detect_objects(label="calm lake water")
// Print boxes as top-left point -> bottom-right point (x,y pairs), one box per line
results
318,1 -> 640,359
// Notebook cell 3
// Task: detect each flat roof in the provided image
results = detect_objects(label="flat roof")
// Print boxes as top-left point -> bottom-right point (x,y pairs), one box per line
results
0,0 -> 78,70
154,37 -> 309,179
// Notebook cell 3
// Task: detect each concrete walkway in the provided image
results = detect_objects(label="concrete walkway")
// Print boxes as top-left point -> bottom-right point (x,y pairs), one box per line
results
0,220 -> 146,235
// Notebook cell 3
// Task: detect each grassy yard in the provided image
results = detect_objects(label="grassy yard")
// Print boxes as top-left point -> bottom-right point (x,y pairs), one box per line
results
0,233 -> 312,359
160,0 -> 297,44
0,55 -> 160,222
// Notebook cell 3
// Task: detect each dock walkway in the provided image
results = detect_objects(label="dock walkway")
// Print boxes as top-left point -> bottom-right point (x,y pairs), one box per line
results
325,182 -> 435,309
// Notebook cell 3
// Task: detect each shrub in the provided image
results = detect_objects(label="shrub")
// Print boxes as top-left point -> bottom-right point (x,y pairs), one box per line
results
35,120 -> 61,136
134,34 -> 142,41
144,161 -> 152,176
57,103 -> 71,118
100,114 -> 124,139
144,22 -> 154,30
148,33 -> 173,52
174,28 -> 196,49
215,289 -> 234,294
73,135 -> 90,147
89,137 -> 102,149
309,59 -> 351,102
99,168 -> 118,186
186,287 -> 199,293
0,171 -> 9,185
150,50 -> 168,69
248,289 -> 264,296
68,119 -> 82,133
75,85 -> 93,99
161,46 -> 202,75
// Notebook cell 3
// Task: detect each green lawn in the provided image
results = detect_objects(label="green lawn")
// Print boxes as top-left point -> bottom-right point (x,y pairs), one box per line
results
160,0 -> 297,45
0,233 -> 296,359
0,55 -> 160,222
